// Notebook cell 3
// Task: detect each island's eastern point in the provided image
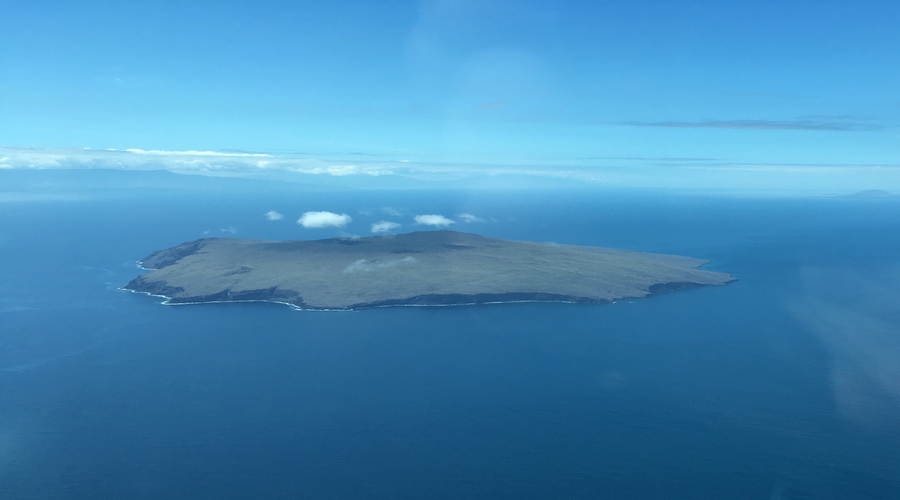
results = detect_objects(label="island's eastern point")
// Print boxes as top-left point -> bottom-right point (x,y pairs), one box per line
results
124,230 -> 736,310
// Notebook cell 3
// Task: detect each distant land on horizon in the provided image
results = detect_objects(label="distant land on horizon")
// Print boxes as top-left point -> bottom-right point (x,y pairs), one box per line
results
846,189 -> 895,198
125,231 -> 736,310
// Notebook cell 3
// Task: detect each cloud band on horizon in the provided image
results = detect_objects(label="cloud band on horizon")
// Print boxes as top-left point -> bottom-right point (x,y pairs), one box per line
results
620,119 -> 886,132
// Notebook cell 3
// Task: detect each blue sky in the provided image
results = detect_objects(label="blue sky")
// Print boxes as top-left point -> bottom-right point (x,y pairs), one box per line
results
1,0 -> 899,190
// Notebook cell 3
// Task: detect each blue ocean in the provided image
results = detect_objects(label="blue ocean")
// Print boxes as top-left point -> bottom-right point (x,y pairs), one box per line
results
2,172 -> 900,499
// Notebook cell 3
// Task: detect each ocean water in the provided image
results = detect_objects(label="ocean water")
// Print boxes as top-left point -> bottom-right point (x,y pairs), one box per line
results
2,177 -> 900,499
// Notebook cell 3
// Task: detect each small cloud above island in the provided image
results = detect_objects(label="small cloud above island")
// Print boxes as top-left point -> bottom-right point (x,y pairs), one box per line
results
298,211 -> 352,228
458,213 -> 485,223
371,221 -> 401,233
381,207 -> 401,216
264,210 -> 283,221
414,214 -> 455,227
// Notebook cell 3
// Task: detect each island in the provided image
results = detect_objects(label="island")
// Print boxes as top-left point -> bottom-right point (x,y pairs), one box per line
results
124,230 -> 736,310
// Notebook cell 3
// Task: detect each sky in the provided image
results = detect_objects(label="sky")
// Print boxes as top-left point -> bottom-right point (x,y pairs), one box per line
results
1,0 -> 899,192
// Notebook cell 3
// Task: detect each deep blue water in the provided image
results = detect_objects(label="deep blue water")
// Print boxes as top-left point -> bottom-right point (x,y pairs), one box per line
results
2,178 -> 900,499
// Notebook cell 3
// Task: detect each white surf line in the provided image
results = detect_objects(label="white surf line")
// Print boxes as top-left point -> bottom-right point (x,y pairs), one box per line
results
119,287 -> 620,312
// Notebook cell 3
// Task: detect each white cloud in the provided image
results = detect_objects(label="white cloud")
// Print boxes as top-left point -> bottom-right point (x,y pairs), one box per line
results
220,226 -> 238,234
381,207 -> 401,216
264,210 -> 283,221
343,256 -> 417,274
301,164 -> 360,176
414,214 -> 455,227
298,211 -> 352,228
458,213 -> 485,223
0,146 -> 394,177
126,148 -> 272,157
7,146 -> 900,196
371,221 -> 401,233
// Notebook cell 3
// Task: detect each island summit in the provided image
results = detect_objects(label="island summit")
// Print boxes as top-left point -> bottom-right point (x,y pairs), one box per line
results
125,230 -> 735,310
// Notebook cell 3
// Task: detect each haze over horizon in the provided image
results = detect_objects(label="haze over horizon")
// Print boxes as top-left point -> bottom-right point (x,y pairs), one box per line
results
2,0 -> 899,193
